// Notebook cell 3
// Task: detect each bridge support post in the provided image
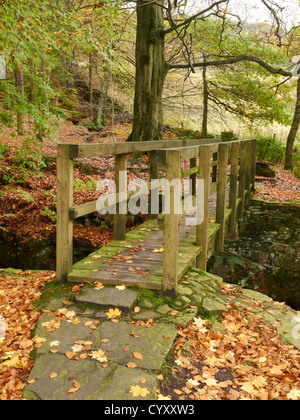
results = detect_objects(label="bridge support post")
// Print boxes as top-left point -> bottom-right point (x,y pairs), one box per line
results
196,146 -> 211,271
56,145 -> 73,283
162,150 -> 181,298
216,143 -> 229,252
114,153 -> 128,241
227,142 -> 239,240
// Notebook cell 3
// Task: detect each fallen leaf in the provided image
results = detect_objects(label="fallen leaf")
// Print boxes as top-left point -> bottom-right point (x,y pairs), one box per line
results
129,385 -> 150,398
49,340 -> 60,348
116,285 -> 126,290
287,389 -> 300,400
94,281 -> 104,290
50,372 -> 58,379
133,351 -> 143,360
90,349 -> 108,363
126,362 -> 138,369
106,308 -> 122,319
129,330 -> 140,338
65,351 -> 76,360
153,248 -> 164,253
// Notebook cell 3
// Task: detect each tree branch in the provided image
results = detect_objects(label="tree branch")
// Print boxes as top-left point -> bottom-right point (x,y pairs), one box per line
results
167,54 -> 292,77
161,0 -> 229,35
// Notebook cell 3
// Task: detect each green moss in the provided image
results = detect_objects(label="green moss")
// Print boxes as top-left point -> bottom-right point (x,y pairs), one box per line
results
31,280 -> 75,313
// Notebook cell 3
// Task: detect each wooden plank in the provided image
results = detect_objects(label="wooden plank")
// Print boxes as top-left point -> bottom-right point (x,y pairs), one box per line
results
69,138 -> 222,158
162,150 -> 181,298
189,157 -> 197,196
157,140 -> 243,164
215,143 -> 229,252
251,139 -> 257,191
149,150 -> 159,219
227,142 -> 239,240
196,145 -> 211,271
56,144 -> 73,282
237,141 -> 248,219
114,154 -> 127,240
245,140 -> 253,207
212,152 -> 218,182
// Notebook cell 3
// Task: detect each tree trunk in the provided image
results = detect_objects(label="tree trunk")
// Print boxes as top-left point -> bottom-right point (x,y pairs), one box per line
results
285,78 -> 300,172
201,55 -> 208,139
127,0 -> 167,142
14,66 -> 25,135
89,52 -> 94,119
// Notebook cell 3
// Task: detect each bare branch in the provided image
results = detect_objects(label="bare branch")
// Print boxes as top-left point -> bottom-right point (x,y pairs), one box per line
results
167,55 -> 292,77
161,0 -> 229,35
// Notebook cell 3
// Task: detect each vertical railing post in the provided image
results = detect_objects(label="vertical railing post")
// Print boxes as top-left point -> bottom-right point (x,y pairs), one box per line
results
237,141 -> 248,219
215,143 -> 229,252
56,144 -> 74,283
162,150 -> 181,298
149,150 -> 159,219
251,139 -> 257,191
227,142 -> 240,240
196,146 -> 211,271
114,153 -> 128,240
189,157 -> 197,196
245,140 -> 253,207
212,152 -> 218,182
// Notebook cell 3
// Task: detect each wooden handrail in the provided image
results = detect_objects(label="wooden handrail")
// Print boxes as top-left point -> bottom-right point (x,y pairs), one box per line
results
56,138 -> 258,297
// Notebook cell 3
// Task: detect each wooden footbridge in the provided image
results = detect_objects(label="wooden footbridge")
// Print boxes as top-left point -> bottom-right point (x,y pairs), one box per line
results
56,138 -> 257,298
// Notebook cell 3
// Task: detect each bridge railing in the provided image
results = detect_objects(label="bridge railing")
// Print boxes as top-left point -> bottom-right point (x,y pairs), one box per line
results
56,138 -> 257,298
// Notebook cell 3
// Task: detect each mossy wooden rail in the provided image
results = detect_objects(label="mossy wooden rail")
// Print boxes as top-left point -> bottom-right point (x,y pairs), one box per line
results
56,138 -> 257,298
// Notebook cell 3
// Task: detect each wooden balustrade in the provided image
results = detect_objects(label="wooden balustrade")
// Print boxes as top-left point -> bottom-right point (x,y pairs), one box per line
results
56,138 -> 257,299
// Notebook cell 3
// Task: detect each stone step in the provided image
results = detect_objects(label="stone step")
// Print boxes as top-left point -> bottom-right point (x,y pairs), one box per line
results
75,286 -> 139,312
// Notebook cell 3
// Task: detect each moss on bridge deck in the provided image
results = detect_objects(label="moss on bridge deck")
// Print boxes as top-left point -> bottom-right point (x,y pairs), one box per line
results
67,209 -> 232,291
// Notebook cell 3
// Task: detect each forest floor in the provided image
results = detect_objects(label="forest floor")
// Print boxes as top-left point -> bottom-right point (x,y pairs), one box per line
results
0,119 -> 300,400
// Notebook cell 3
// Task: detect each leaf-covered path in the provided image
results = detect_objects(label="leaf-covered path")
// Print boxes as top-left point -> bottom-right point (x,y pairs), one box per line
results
1,266 -> 300,400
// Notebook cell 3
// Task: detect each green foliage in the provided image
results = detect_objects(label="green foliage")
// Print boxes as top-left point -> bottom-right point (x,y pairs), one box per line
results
82,120 -> 103,132
0,137 -> 46,185
0,0 -> 122,136
213,253 -> 244,271
256,136 -> 286,163
41,206 -> 56,223
74,177 -> 97,193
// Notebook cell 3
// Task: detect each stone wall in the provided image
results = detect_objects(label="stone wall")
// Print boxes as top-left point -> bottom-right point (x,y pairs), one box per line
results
208,199 -> 300,310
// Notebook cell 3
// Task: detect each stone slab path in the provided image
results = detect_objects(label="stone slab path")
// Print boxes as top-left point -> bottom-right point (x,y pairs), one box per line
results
24,269 -> 300,400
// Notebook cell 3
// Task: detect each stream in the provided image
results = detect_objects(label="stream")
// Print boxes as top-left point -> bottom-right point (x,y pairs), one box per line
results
208,199 -> 300,310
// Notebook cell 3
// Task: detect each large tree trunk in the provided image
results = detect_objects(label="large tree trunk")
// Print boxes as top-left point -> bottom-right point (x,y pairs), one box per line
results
285,78 -> 300,172
127,0 -> 167,142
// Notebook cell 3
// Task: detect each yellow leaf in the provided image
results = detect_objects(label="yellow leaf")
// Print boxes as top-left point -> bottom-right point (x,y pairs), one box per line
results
287,389 -> 300,400
205,378 -> 218,387
90,349 -> 108,363
94,281 -> 104,290
153,248 -> 164,253
115,285 -> 126,290
129,385 -> 150,398
157,394 -> 171,400
106,308 -> 122,319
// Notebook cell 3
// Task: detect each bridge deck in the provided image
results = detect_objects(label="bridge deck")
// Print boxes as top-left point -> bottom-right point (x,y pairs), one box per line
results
67,205 -> 234,290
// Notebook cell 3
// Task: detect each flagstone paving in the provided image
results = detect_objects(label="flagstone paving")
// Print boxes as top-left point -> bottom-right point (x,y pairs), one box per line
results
23,269 -> 300,400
